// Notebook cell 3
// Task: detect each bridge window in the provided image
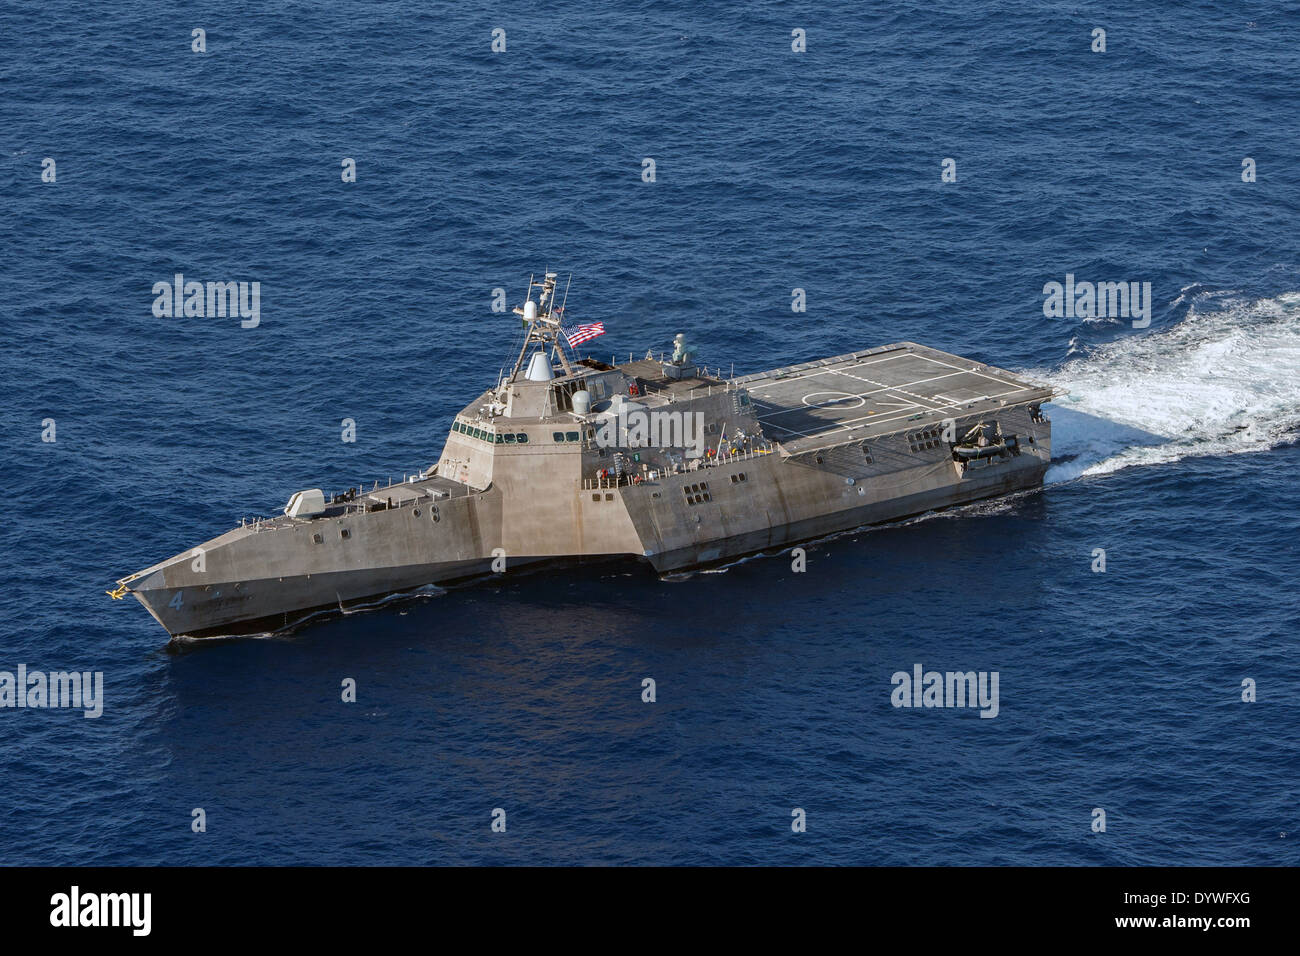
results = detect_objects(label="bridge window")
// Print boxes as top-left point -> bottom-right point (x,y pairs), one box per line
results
516,433 -> 529,444
565,431 -> 579,443
504,433 -> 516,444
553,432 -> 565,442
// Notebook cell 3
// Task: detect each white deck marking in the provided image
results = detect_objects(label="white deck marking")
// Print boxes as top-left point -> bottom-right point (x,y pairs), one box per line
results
908,353 -> 1026,390
764,386 -> 1035,442
743,351 -> 912,389
809,368 -> 943,412
817,386 -> 1035,433
755,372 -> 963,420
748,350 -> 1045,445
800,390 -> 866,408
826,368 -> 967,397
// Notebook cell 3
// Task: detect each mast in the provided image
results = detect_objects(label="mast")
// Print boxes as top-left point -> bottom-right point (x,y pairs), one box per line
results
550,273 -> 573,366
509,271 -> 574,380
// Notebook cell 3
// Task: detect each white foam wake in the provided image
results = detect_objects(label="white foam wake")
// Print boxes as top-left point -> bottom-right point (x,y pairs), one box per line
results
1038,291 -> 1300,482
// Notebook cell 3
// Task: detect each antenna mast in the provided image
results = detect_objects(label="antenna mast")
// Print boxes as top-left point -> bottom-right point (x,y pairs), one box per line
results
509,271 -> 574,381
551,273 -> 574,365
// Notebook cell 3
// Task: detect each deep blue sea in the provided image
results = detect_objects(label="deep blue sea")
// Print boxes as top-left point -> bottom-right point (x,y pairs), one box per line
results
2,1 -> 1297,865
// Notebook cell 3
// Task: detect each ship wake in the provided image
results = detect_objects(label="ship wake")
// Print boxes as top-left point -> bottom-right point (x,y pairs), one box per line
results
1039,290 -> 1300,483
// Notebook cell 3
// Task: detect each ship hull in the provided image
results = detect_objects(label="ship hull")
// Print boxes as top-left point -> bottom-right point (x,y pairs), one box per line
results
645,452 -> 1047,572
132,451 -> 1047,641
132,556 -> 581,640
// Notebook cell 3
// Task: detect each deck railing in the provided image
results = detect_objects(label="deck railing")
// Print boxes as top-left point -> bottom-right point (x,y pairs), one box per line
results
579,442 -> 776,490
241,475 -> 442,531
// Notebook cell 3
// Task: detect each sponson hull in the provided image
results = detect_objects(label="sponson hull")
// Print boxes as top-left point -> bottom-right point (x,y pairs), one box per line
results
112,273 -> 1054,641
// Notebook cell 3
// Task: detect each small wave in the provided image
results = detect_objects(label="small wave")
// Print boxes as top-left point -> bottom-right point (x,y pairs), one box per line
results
1039,291 -> 1300,482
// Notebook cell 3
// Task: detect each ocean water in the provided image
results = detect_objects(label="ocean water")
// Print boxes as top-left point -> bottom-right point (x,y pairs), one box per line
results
2,1 -> 1297,865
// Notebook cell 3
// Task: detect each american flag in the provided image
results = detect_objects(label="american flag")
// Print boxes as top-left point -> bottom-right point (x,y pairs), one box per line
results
563,322 -> 606,347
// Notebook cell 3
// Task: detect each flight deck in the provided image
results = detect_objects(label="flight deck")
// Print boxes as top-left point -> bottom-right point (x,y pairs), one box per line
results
733,342 -> 1054,453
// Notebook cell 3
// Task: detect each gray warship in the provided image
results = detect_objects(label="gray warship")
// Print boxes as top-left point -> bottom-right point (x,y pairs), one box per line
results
110,272 -> 1055,641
